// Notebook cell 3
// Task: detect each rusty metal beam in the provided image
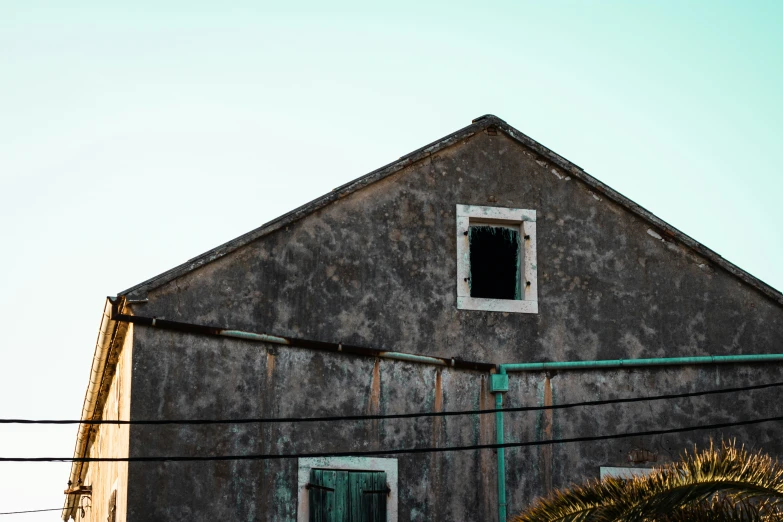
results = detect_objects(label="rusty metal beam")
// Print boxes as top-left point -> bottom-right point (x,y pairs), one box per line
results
109,307 -> 496,373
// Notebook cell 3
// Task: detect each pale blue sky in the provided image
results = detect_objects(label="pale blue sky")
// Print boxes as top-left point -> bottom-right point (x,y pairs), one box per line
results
1,2 -> 781,518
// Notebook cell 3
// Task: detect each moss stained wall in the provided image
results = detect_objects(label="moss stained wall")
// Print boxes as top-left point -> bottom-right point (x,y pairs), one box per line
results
124,131 -> 783,520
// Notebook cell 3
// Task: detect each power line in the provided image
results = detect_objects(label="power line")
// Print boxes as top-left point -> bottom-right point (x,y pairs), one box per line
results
3,412 -> 782,463
1,379 -> 781,426
5,413 -> 781,519
0,507 -> 64,515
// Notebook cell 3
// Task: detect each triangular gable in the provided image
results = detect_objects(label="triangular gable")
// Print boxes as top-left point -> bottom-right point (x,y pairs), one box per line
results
120,115 -> 783,307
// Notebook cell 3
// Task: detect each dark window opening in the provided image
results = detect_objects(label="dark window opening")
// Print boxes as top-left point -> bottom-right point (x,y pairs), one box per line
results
469,225 -> 520,300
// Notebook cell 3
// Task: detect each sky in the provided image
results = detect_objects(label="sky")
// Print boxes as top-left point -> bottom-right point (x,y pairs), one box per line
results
0,1 -> 781,519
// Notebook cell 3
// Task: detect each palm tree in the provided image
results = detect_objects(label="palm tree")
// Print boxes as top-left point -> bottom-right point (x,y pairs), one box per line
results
511,440 -> 783,522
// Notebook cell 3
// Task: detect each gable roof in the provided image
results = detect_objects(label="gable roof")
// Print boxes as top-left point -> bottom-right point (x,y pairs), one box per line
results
120,115 -> 783,307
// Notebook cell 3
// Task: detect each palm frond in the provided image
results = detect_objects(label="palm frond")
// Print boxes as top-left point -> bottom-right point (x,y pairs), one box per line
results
654,496 -> 783,522
512,440 -> 783,522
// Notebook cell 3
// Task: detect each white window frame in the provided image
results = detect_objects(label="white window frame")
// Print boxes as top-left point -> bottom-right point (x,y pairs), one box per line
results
297,457 -> 398,522
456,204 -> 538,314
599,466 -> 657,480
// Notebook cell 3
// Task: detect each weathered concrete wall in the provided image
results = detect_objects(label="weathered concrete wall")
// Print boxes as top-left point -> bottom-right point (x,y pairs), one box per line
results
127,329 -> 497,521
125,131 -> 783,520
502,365 -> 783,513
82,324 -> 132,522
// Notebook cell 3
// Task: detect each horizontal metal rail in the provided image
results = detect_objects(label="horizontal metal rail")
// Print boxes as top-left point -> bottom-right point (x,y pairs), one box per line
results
111,311 -> 495,372
500,354 -> 783,373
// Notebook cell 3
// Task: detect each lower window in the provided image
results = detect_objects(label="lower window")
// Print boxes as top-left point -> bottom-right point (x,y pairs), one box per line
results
599,466 -> 657,480
308,469 -> 388,522
297,457 -> 398,522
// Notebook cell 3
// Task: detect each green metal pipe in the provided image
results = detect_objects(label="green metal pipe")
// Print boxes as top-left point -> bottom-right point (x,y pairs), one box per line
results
220,331 -> 454,366
493,353 -> 783,521
500,354 -> 783,373
119,312 -> 477,369
495,389 -> 507,522
376,352 -> 451,366
220,331 -> 453,366
220,330 -> 291,344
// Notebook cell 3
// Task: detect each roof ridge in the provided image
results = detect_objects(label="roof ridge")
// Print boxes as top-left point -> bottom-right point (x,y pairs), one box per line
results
119,115 -> 783,308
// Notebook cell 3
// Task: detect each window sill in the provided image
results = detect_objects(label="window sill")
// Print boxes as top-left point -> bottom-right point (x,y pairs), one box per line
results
457,296 -> 538,314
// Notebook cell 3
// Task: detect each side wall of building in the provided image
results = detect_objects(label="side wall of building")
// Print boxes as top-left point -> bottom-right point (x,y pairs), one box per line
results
81,324 -> 132,522
125,327 -> 783,521
123,131 -> 783,520
130,131 -> 783,364
126,327 -> 498,522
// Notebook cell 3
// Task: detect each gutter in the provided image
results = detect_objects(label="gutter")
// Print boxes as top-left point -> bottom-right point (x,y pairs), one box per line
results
490,355 -> 783,522
61,297 -> 125,521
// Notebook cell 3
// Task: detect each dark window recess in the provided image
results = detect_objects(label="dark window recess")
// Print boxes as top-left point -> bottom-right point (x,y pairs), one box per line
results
309,469 -> 388,522
468,225 -> 520,300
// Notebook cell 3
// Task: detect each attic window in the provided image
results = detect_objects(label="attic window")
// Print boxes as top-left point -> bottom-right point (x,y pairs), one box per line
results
456,205 -> 538,314
468,226 -> 520,300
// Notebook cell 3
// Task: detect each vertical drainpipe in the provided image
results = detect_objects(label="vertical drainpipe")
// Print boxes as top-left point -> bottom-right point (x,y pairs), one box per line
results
491,353 -> 783,521
490,368 -> 510,522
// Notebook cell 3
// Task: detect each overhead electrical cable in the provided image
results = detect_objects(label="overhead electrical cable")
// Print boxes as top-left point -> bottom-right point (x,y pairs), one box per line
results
1,379 -> 781,426
0,507 -> 67,515
3,412 -> 782,463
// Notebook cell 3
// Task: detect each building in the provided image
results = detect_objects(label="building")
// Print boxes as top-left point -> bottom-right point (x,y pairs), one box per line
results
62,115 -> 783,521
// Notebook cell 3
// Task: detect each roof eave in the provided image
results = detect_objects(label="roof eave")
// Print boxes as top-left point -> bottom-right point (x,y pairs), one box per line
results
62,297 -> 127,520
118,115 -> 783,308
494,120 -> 783,308
119,116 -> 496,299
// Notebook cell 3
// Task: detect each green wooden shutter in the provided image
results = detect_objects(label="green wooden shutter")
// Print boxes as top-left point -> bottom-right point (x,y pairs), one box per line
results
310,469 -> 387,522
363,471 -> 387,521
350,471 -> 387,522
334,470 -> 349,521
309,469 -> 337,522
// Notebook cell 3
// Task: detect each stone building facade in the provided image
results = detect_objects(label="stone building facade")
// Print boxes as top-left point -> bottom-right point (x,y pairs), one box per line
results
62,115 -> 783,521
